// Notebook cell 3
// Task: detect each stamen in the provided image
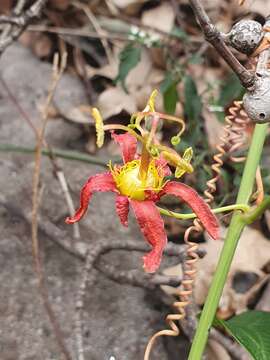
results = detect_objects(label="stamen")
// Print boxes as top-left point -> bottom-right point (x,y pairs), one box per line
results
103,124 -> 144,142
92,108 -> 104,148
138,144 -> 151,181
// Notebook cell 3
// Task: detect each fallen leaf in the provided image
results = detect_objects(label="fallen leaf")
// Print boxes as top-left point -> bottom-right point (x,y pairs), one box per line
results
49,0 -> 70,10
0,0 -> 12,13
149,47 -> 166,69
19,32 -> 52,58
97,86 -> 137,119
32,34 -> 52,59
67,106 -> 91,124
162,227 -> 270,316
126,48 -> 152,92
111,0 -> 147,15
195,227 -> 270,314
206,339 -> 231,360
203,106 -> 224,149
240,0 -> 270,16
133,84 -> 163,113
142,3 -> 175,33
86,61 -> 118,80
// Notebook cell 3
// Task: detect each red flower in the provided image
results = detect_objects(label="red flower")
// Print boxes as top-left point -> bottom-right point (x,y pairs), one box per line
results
66,133 -> 219,273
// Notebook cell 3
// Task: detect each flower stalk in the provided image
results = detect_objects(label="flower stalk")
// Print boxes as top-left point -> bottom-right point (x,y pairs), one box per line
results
188,122 -> 268,360
158,203 -> 250,220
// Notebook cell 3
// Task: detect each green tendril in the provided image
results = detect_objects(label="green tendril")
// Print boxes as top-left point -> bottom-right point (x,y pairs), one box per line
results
171,136 -> 181,146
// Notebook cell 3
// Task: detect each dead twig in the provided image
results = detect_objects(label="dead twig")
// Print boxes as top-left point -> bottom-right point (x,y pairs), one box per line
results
1,198 -> 206,287
188,0 -> 255,88
73,238 -> 204,360
0,75 -> 81,239
0,0 -> 48,57
98,261 -> 182,289
31,52 -> 71,360
28,24 -> 129,41
72,1 -> 114,64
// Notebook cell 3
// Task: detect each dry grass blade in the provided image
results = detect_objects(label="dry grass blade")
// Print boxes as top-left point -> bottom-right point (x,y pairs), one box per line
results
72,1 -> 114,64
31,52 -> 71,360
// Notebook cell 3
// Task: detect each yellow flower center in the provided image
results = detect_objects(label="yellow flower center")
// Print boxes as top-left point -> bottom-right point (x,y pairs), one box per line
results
111,160 -> 164,200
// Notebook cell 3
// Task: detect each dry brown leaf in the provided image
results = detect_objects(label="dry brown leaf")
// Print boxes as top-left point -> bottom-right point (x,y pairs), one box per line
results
49,0 -> 70,10
126,48 -> 152,92
149,47 -> 166,69
133,82 -> 184,117
195,227 -> 270,313
184,65 -> 224,148
86,61 -> 118,80
0,0 -> 12,13
133,85 -> 162,113
162,227 -> 270,316
203,106 -> 224,149
67,106 -> 92,124
265,209 -> 270,233
110,0 -> 147,15
141,3 -> 175,33
239,0 -> 270,16
206,339 -> 231,360
97,86 -> 137,119
32,34 -> 52,59
187,65 -> 223,97
179,0 -> 220,21
19,32 -> 52,58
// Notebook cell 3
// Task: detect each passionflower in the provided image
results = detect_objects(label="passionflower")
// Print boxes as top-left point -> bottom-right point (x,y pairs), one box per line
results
66,93 -> 219,273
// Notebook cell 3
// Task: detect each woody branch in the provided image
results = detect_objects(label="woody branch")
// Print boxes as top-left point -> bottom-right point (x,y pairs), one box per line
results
0,0 -> 48,57
188,0 -> 255,88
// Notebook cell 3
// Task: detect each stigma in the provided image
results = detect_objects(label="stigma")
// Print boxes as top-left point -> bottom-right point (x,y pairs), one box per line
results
111,160 -> 164,200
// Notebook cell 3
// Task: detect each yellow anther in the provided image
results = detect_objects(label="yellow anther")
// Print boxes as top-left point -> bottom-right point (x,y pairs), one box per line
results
161,148 -> 193,178
92,107 -> 104,148
147,89 -> 158,112
183,147 -> 193,163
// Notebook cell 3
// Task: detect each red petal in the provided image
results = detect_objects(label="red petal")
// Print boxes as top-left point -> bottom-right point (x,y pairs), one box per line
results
111,132 -> 137,163
115,195 -> 129,227
162,181 -> 219,240
155,155 -> 171,177
65,172 -> 117,224
130,200 -> 167,273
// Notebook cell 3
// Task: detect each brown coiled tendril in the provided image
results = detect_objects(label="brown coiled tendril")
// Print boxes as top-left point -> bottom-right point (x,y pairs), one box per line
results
144,100 -> 252,360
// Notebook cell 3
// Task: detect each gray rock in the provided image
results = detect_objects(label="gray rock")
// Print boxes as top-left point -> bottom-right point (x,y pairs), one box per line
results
0,43 -> 173,360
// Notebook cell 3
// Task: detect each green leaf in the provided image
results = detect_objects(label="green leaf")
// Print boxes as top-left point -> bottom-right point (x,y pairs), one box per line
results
188,54 -> 203,65
170,26 -> 188,41
115,43 -> 141,91
218,73 -> 244,107
184,75 -> 202,123
160,73 -> 179,114
216,311 -> 270,360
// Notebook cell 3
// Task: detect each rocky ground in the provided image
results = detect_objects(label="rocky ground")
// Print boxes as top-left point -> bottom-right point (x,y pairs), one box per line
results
0,44 -> 190,360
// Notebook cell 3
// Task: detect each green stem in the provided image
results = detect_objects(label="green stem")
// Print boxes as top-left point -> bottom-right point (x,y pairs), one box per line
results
0,143 -> 115,167
242,195 -> 270,225
158,203 -> 250,220
188,123 -> 268,360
